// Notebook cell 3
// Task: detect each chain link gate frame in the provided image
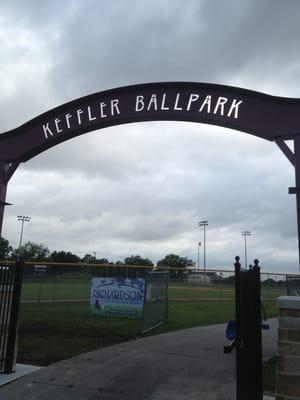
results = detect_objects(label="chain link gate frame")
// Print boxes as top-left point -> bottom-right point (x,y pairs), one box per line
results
286,274 -> 300,296
141,271 -> 168,334
0,260 -> 24,373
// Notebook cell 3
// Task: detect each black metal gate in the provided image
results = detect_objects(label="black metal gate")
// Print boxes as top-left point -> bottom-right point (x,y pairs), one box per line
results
235,256 -> 263,400
0,260 -> 24,373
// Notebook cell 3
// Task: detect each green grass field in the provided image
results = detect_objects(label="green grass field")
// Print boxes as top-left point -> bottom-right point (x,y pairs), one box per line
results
20,278 -> 286,302
17,298 -> 278,366
16,278 -> 280,395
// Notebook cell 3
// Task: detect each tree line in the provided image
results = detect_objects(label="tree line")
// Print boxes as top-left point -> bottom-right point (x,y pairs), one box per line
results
0,237 -> 194,272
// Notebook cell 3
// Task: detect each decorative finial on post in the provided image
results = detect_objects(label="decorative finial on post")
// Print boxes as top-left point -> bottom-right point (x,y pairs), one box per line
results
234,256 -> 241,268
252,259 -> 260,271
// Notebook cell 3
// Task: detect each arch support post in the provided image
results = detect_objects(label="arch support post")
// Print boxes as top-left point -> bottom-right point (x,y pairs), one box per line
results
293,137 -> 300,272
0,161 -> 19,237
276,138 -> 300,272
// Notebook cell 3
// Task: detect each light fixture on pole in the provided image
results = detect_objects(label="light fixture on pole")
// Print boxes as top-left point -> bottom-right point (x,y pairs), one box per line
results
0,201 -> 12,207
197,242 -> 201,271
17,215 -> 31,259
198,220 -> 208,280
241,231 -> 251,268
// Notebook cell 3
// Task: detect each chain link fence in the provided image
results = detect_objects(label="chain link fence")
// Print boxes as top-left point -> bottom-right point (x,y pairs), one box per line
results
286,274 -> 300,295
142,271 -> 168,333
13,261 -> 295,304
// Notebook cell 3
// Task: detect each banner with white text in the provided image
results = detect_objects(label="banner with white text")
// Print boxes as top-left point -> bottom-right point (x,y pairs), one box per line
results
90,277 -> 145,318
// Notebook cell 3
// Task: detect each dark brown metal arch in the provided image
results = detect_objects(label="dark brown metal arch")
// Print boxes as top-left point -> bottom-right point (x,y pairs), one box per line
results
0,81 -> 300,269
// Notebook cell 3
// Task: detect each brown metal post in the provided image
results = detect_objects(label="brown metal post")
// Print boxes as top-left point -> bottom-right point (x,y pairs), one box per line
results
294,136 -> 300,272
0,161 -> 19,237
0,162 -> 8,236
276,138 -> 300,272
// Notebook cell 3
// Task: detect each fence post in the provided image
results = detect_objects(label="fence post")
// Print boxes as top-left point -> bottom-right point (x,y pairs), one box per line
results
52,266 -> 56,302
0,265 -> 13,372
234,256 -> 242,398
192,270 -> 195,302
4,260 -> 24,373
234,257 -> 263,400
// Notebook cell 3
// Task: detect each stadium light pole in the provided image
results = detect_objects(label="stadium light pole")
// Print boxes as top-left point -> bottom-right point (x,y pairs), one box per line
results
198,220 -> 208,280
241,231 -> 251,269
197,242 -> 201,271
17,215 -> 31,260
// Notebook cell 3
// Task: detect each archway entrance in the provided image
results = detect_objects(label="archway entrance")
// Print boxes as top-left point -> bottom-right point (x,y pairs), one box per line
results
0,82 -> 300,268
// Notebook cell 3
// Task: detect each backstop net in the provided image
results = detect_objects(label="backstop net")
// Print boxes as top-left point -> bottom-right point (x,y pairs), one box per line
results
141,271 -> 169,334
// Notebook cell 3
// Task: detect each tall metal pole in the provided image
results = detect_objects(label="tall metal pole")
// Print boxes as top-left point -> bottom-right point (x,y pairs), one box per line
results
204,225 -> 206,272
199,221 -> 208,280
244,234 -> 247,268
17,216 -> 31,260
197,242 -> 201,271
241,231 -> 251,269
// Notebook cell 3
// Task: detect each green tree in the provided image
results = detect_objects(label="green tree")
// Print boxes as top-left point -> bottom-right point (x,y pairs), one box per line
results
81,254 -> 110,264
49,251 -> 80,263
124,254 -> 153,266
82,253 -> 96,263
0,237 -> 12,260
96,258 -> 109,264
49,250 -> 81,276
157,254 -> 194,278
11,241 -> 50,261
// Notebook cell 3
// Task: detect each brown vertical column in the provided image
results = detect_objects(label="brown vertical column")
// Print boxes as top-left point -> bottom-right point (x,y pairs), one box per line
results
0,162 -> 19,237
294,136 -> 300,272
0,162 -> 8,236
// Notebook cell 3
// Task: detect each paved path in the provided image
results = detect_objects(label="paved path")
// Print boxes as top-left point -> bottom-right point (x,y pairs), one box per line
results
0,320 -> 278,400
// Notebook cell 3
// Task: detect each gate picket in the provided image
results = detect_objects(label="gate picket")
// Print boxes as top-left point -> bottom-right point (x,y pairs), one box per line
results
0,261 -> 24,373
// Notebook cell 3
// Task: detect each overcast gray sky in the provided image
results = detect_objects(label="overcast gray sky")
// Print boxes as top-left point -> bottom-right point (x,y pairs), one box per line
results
1,0 -> 300,272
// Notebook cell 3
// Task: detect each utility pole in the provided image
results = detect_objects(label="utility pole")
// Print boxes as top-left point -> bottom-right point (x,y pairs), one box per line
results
241,231 -> 251,268
197,242 -> 201,270
198,220 -> 208,281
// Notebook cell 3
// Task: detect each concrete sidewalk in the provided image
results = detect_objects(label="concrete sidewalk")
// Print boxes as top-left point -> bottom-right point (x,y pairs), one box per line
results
0,320 -> 278,400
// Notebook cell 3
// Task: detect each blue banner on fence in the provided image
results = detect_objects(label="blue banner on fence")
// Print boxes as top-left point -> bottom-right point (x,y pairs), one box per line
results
90,277 -> 145,318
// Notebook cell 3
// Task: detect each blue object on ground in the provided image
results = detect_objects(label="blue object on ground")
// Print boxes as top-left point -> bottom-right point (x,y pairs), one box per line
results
261,321 -> 270,330
226,319 -> 270,341
226,319 -> 236,341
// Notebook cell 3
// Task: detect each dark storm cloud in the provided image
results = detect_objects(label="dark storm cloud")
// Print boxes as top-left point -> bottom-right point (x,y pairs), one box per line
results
2,0 -> 300,114
1,0 -> 300,271
46,0 -> 300,97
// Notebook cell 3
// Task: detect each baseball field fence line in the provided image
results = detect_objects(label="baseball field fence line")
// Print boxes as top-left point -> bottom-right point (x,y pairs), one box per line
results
0,261 -> 297,304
